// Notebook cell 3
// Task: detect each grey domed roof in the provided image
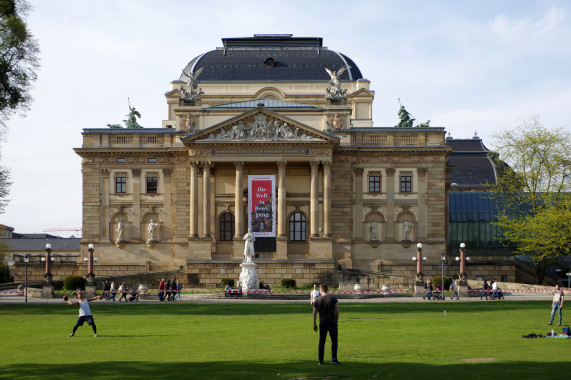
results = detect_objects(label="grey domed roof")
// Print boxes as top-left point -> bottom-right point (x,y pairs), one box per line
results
179,35 -> 363,83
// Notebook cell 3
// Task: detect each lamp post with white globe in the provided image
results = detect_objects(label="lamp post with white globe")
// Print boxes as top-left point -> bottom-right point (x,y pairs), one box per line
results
412,243 -> 427,297
41,244 -> 56,298
84,244 -> 98,296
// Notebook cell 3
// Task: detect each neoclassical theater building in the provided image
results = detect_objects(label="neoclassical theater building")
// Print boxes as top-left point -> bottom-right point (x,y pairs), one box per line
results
74,35 -> 453,287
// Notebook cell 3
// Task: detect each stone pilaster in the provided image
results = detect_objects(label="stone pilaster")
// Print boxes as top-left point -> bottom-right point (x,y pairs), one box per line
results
132,168 -> 141,240
386,168 -> 395,240
354,167 -> 364,239
310,161 -> 319,238
323,161 -> 331,237
234,161 -> 244,239
202,161 -> 211,238
189,161 -> 199,238
277,161 -> 287,238
417,167 -> 427,241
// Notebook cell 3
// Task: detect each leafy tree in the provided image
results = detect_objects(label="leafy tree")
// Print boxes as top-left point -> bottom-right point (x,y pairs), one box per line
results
491,117 -> 571,283
0,0 -> 40,133
0,157 -> 9,214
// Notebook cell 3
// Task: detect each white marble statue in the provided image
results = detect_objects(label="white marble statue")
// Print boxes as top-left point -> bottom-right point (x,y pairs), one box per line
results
147,219 -> 158,241
243,228 -> 255,262
370,221 -> 378,241
403,221 -> 413,240
325,67 -> 348,100
116,219 -> 124,242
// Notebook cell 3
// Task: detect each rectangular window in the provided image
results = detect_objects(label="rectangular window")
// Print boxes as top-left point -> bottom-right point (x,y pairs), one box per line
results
369,176 -> 381,193
146,177 -> 158,194
500,275 -> 508,282
400,175 -> 412,192
147,158 -> 157,163
115,177 -> 126,193
116,158 -> 126,163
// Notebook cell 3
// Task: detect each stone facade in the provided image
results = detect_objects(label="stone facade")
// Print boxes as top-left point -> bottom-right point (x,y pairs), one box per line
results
72,36 -> 453,288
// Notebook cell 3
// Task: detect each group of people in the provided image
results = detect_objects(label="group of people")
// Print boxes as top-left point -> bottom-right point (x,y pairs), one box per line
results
101,280 -> 138,302
422,278 -> 444,300
480,279 -> 505,300
158,278 -> 181,301
224,282 -> 243,297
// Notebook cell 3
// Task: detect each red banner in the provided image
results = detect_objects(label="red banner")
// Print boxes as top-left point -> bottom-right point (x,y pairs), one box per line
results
248,175 -> 276,237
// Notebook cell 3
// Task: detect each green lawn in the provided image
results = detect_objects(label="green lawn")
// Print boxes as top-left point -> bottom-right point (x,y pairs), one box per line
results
0,301 -> 569,379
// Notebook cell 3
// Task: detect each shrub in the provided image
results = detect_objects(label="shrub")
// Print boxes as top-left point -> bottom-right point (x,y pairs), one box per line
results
281,278 -> 296,288
221,278 -> 234,287
433,276 -> 452,290
63,275 -> 86,291
0,261 -> 13,283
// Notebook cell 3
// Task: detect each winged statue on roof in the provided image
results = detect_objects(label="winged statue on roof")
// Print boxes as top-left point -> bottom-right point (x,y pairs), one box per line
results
325,66 -> 348,100
180,67 -> 205,102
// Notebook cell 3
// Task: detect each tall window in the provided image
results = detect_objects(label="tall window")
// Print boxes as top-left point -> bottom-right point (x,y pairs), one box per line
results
400,175 -> 412,193
146,177 -> 158,194
115,177 -> 126,193
369,175 -> 381,193
289,212 -> 306,241
219,212 -> 235,241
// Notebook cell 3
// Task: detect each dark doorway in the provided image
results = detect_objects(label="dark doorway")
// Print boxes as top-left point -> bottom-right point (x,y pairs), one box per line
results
254,237 -> 276,253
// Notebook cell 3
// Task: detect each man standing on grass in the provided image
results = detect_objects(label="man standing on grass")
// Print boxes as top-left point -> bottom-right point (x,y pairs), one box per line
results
310,283 -> 320,306
546,284 -> 564,326
313,284 -> 341,366
64,290 -> 102,337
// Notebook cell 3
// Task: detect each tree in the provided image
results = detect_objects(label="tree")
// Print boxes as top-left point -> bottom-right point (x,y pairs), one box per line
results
0,159 -> 9,213
0,0 -> 40,133
491,117 -> 571,284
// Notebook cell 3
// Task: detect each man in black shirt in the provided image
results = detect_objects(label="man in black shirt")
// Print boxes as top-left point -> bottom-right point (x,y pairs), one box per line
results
313,284 -> 341,365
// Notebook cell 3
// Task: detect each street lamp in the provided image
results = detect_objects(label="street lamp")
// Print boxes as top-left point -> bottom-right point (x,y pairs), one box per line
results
84,244 -> 98,286
412,243 -> 427,297
458,242 -> 469,286
441,253 -> 446,300
43,244 -> 55,284
24,255 -> 29,303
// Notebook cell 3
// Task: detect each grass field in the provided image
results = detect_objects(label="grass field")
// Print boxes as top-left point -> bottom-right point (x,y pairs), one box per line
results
0,300 -> 569,379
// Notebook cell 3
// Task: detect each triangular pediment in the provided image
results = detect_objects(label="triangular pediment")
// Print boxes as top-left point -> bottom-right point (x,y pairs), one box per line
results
349,88 -> 375,97
181,108 -> 338,144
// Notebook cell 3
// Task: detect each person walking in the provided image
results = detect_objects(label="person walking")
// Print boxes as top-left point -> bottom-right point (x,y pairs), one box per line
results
310,283 -> 321,306
491,279 -> 499,300
450,278 -> 459,300
158,278 -> 165,301
176,280 -> 182,301
480,280 -> 489,300
546,284 -> 564,326
313,284 -> 341,366
118,282 -> 128,302
64,290 -> 102,337
423,278 -> 433,300
109,280 -> 117,301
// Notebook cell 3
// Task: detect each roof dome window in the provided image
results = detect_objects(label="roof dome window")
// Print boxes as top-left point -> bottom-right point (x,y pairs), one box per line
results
263,57 -> 277,68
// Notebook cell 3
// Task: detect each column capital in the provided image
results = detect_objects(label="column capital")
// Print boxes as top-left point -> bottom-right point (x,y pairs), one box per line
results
310,161 -> 320,169
234,161 -> 244,170
131,168 -> 141,176
418,167 -> 427,176
277,161 -> 287,170
100,168 -> 110,177
322,161 -> 332,169
386,168 -> 395,175
189,161 -> 200,169
162,168 -> 172,176
202,160 -> 211,168
354,167 -> 364,175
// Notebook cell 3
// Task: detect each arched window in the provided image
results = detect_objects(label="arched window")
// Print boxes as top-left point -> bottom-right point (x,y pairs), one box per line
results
289,212 -> 306,241
219,212 -> 235,241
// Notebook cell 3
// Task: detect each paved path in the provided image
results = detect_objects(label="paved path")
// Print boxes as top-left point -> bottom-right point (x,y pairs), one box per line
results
0,290 -> 553,305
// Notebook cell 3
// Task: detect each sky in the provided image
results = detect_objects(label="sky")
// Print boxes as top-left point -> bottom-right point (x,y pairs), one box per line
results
1,0 -> 571,237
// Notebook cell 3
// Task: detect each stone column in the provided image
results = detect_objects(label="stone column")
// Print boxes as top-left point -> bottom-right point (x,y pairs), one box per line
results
417,167 -> 427,241
354,167 -> 364,239
323,161 -> 332,238
132,169 -> 141,240
414,243 -> 425,297
277,161 -> 287,238
202,161 -> 211,238
189,161 -> 199,238
101,168 -> 110,242
385,168 -> 395,240
234,161 -> 244,238
310,161 -> 319,238
162,168 -> 172,241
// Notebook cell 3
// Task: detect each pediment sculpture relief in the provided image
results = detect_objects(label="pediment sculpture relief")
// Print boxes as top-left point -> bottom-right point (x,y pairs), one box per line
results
205,113 -> 317,141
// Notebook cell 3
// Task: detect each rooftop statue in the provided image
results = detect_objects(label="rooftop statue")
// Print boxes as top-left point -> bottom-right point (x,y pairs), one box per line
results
325,67 -> 348,100
107,98 -> 143,129
181,67 -> 204,102
394,102 -> 430,128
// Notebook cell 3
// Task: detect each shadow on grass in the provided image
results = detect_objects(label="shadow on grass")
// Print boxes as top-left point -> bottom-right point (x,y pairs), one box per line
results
2,360 -> 569,379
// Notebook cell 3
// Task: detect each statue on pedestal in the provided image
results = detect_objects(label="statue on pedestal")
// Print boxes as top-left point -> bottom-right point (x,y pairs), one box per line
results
116,218 -> 124,243
243,228 -> 255,262
370,221 -> 379,241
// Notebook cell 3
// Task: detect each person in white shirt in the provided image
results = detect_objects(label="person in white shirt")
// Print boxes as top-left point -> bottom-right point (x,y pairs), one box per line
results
64,290 -> 102,337
310,283 -> 321,306
546,284 -> 564,326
